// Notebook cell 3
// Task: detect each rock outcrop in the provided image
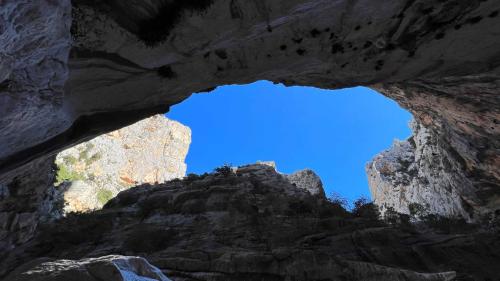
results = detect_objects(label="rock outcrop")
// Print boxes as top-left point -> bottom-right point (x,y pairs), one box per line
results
1,1 -> 500,279
286,169 -> 326,198
54,115 -> 190,213
5,255 -> 171,281
0,0 -> 498,219
0,115 -> 190,251
1,164 -> 499,281
0,156 -> 57,252
367,120 -> 475,220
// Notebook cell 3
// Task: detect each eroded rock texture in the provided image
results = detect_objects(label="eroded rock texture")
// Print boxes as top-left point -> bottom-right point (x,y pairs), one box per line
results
0,156 -> 57,253
5,255 -> 171,281
1,165 -> 498,280
54,115 -> 190,213
367,120 -> 475,219
0,0 -> 498,218
0,115 -> 190,251
373,79 -> 500,219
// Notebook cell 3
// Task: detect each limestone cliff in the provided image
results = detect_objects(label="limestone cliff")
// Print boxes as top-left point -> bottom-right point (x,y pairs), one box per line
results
367,120 -> 476,220
1,0 -> 498,220
1,164 -> 498,280
54,115 -> 190,213
1,1 -> 500,279
0,115 -> 190,252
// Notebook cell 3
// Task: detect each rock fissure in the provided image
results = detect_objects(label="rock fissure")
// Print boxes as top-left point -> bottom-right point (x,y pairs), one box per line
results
1,0 -> 500,279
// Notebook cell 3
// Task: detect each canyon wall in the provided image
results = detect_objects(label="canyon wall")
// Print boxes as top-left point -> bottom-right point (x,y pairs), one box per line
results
2,164 -> 498,280
0,0 -> 498,219
367,120 -> 474,219
0,1 -> 499,279
0,115 -> 190,252
54,115 -> 190,213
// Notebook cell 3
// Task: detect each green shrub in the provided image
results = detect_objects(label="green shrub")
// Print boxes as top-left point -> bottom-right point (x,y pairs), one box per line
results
352,197 -> 380,221
86,152 -> 102,166
185,173 -> 200,182
421,214 -> 472,234
55,164 -> 84,186
384,207 -> 400,225
62,155 -> 77,165
327,192 -> 349,209
214,164 -> 233,176
97,189 -> 114,205
408,202 -> 427,218
79,149 -> 89,161
319,199 -> 350,218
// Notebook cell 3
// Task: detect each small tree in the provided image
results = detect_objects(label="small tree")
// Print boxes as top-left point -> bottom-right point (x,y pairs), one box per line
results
384,206 -> 400,225
408,202 -> 427,219
214,163 -> 233,176
327,192 -> 348,208
352,197 -> 380,221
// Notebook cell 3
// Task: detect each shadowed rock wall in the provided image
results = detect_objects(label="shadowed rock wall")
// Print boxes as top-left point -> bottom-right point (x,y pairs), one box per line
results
0,0 -> 499,225
1,165 -> 498,280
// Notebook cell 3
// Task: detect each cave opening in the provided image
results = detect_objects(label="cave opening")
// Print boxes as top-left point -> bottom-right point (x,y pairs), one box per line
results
167,80 -> 413,203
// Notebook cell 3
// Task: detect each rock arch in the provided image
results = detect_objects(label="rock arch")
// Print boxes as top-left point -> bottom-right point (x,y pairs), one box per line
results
0,0 -> 499,217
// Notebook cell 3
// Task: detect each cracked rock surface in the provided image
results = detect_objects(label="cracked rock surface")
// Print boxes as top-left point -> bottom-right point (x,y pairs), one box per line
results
1,164 -> 498,281
54,115 -> 190,214
0,0 -> 498,218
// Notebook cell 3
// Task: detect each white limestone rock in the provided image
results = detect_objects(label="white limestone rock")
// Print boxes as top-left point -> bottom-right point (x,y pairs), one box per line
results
286,169 -> 326,198
367,120 -> 473,220
54,115 -> 191,213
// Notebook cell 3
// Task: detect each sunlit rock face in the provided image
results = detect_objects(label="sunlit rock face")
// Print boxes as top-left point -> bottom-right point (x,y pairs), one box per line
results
4,255 -> 171,281
0,115 -> 190,251
367,120 -> 473,220
373,80 -> 500,220
0,0 -> 498,219
1,164 -> 499,280
54,115 -> 190,214
286,169 -> 326,198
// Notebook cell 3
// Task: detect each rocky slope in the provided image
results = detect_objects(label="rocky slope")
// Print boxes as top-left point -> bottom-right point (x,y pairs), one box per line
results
0,1 -> 499,279
0,0 -> 498,221
1,164 -> 499,281
54,114 -> 190,213
367,120 -> 476,220
0,115 -> 190,252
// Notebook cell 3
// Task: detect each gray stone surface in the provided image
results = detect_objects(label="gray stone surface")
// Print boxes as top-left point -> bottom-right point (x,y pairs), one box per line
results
1,164 -> 498,281
286,169 -> 326,198
5,255 -> 171,281
0,2 -> 499,222
0,115 -> 190,252
0,1 -> 500,279
367,120 -> 475,220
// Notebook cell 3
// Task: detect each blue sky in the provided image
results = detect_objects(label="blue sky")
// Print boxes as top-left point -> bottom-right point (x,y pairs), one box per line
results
166,81 -> 412,203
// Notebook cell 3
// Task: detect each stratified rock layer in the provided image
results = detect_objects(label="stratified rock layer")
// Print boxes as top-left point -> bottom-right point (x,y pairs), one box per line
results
367,120 -> 474,219
54,115 -> 190,213
1,165 -> 498,281
5,255 -> 171,281
0,0 -> 498,219
0,156 -> 57,252
0,116 -> 190,253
